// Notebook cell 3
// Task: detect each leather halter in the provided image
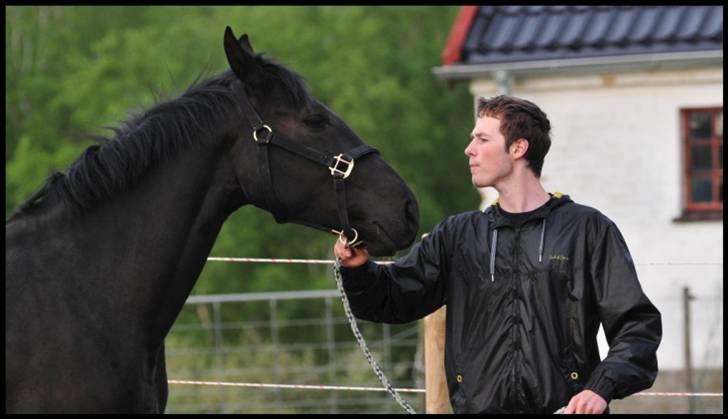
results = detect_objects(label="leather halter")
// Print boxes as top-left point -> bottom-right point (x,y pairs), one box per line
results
230,80 -> 377,245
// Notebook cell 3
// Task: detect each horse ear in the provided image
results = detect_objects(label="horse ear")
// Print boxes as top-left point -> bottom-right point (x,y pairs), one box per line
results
223,26 -> 262,83
238,33 -> 255,56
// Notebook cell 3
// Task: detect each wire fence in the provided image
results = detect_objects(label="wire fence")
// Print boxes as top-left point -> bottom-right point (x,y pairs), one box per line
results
163,257 -> 723,414
165,287 -> 423,413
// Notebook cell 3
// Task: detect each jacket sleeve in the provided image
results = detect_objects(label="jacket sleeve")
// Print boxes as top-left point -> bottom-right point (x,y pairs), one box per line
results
584,214 -> 663,402
339,219 -> 452,324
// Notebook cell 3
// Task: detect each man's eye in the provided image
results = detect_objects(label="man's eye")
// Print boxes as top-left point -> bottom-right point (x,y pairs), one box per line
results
304,114 -> 328,128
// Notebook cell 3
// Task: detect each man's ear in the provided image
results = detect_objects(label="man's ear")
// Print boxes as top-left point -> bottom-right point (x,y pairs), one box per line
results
512,138 -> 529,158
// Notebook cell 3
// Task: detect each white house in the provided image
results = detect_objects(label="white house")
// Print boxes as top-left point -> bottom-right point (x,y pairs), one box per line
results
433,5 -> 723,371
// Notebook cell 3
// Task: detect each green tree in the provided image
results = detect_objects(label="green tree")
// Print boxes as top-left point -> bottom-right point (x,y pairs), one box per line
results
6,7 -> 478,411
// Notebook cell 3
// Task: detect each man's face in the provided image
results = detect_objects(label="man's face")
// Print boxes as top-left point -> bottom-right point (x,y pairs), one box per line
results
464,115 -> 514,188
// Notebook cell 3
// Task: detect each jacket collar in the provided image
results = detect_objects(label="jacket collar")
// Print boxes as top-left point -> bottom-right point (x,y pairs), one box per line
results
484,192 -> 572,229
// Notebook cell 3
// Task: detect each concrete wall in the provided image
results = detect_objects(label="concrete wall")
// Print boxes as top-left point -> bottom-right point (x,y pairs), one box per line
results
469,66 -> 723,370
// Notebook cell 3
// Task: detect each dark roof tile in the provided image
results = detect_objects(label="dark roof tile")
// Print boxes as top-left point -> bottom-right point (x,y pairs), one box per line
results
677,6 -> 709,40
512,14 -> 544,49
605,7 -> 638,45
629,7 -> 661,43
491,14 -> 523,51
534,13 -> 566,49
502,5 -> 523,15
560,9 -> 590,47
652,7 -> 684,41
581,7 -> 614,46
700,7 -> 723,39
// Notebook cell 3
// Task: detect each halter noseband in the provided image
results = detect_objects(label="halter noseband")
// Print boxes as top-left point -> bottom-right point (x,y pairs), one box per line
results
231,80 -> 376,246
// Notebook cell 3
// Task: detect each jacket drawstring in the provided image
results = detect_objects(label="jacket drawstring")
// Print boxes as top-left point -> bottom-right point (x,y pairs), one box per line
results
490,228 -> 498,282
538,218 -> 546,263
490,216 -> 546,280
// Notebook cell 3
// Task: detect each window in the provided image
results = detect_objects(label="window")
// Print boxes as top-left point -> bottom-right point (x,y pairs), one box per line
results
680,107 -> 723,220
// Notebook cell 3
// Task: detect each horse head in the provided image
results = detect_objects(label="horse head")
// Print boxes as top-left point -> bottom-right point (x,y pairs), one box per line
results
222,27 -> 419,256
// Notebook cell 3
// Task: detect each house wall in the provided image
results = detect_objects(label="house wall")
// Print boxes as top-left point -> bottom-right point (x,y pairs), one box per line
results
469,66 -> 723,370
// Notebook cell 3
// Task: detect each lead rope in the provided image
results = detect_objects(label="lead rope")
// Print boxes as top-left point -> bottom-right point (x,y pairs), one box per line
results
332,258 -> 416,414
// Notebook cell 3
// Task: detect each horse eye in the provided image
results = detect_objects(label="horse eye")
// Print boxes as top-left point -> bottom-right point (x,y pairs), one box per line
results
304,114 -> 329,129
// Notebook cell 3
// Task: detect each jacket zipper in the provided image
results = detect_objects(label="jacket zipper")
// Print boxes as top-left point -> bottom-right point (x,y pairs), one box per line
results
510,228 -> 521,404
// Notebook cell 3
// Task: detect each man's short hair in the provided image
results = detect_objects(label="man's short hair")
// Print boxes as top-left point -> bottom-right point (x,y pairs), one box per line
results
477,95 -> 552,177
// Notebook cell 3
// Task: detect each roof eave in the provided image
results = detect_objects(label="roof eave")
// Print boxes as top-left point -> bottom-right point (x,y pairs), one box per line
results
432,50 -> 724,81
441,6 -> 480,65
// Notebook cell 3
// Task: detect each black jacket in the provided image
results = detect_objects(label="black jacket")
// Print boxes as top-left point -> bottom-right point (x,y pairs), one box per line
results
341,193 -> 662,413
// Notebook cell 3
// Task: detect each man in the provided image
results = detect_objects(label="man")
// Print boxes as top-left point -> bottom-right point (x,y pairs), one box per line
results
334,95 -> 662,414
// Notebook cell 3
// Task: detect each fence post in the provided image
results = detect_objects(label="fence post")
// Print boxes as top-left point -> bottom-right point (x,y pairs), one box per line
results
683,286 -> 695,413
212,301 -> 224,411
269,299 -> 282,406
424,305 -> 450,413
325,297 -> 337,413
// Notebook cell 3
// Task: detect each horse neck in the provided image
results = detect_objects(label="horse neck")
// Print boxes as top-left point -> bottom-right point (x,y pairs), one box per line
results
78,140 -> 243,340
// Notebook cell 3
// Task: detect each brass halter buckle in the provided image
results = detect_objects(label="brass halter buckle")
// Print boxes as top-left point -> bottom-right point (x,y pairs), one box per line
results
329,154 -> 354,179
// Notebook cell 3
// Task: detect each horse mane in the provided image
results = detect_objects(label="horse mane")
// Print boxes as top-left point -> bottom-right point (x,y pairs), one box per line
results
9,54 -> 309,220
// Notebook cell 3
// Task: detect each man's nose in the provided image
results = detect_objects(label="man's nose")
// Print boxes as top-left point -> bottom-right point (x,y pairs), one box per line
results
464,140 -> 474,156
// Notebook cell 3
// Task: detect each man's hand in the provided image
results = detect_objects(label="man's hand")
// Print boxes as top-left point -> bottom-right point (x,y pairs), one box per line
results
562,389 -> 607,414
333,236 -> 370,268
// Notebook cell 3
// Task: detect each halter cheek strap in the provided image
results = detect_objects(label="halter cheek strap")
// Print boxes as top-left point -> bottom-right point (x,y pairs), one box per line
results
230,80 -> 377,245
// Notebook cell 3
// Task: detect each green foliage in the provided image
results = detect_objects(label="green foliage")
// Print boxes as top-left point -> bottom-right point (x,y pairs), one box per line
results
6,6 -> 477,411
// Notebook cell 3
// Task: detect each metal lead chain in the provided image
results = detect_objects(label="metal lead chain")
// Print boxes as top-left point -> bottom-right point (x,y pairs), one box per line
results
332,258 -> 416,414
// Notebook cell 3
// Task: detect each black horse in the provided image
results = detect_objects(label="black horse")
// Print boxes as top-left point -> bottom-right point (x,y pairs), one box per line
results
5,27 -> 419,413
